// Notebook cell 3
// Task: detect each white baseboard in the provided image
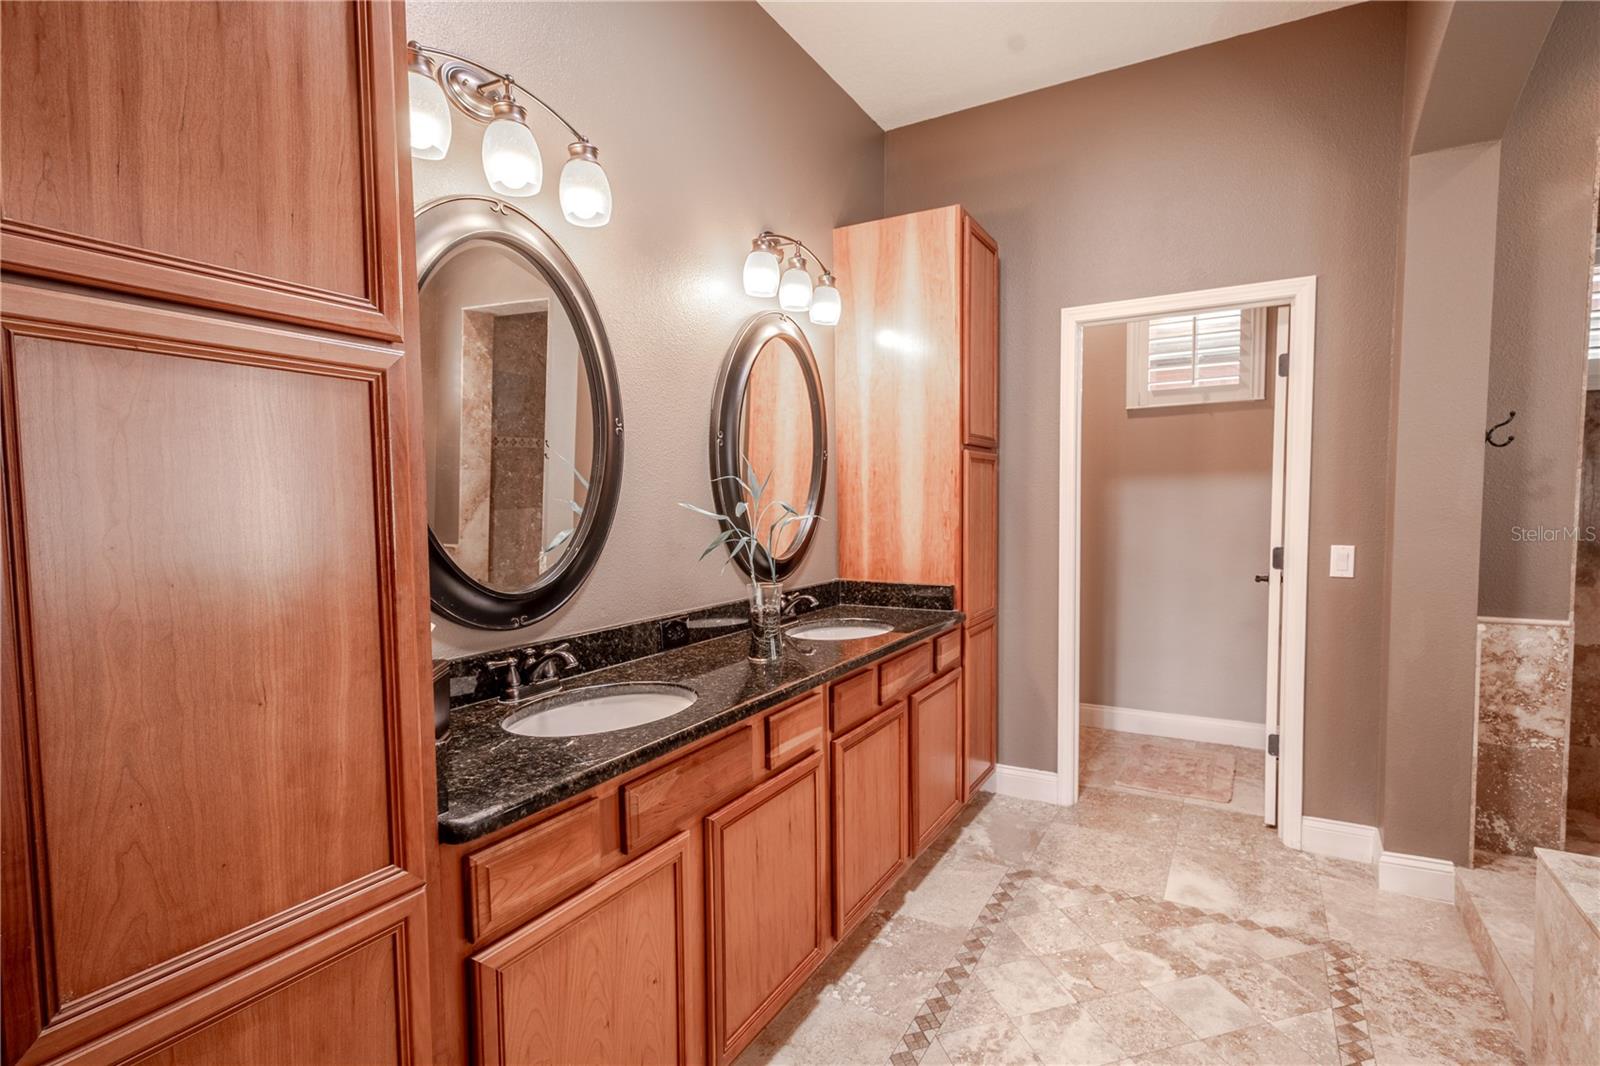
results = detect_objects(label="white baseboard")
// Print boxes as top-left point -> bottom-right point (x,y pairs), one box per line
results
1300,817 -> 1381,864
1082,703 -> 1264,750
982,763 -> 1061,805
1378,850 -> 1457,902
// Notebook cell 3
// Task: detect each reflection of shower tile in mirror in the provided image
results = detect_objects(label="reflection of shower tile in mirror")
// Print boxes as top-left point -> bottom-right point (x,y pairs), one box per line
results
457,309 -> 495,577
488,310 -> 547,590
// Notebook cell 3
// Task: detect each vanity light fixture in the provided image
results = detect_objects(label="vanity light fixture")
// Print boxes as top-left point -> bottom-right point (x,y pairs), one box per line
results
407,50 -> 451,160
741,231 -> 841,326
408,41 -> 611,224
778,254 -> 813,312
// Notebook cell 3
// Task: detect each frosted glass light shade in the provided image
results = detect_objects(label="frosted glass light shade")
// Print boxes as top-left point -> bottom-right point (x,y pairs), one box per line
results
408,67 -> 451,160
778,260 -> 813,312
743,247 -> 781,298
809,280 -> 841,325
560,143 -> 612,227
482,113 -> 542,197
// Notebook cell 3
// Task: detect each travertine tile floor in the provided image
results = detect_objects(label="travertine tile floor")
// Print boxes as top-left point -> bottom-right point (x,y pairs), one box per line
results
738,732 -> 1523,1066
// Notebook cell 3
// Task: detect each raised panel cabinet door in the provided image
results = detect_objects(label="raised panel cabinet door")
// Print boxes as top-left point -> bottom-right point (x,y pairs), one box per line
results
471,834 -> 691,1066
0,285 -> 432,1063
0,0 -> 407,339
831,704 -> 909,938
705,754 -> 827,1064
833,208 -> 962,588
962,217 -> 999,448
910,670 -> 964,854
963,619 -> 998,797
961,448 -> 999,621
127,892 -> 429,1066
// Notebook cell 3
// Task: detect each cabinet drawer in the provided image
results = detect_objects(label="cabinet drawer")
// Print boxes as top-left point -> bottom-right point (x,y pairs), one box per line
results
466,798 -> 605,942
830,666 -> 879,736
623,726 -> 756,853
935,629 -> 962,674
878,641 -> 935,705
767,691 -> 826,768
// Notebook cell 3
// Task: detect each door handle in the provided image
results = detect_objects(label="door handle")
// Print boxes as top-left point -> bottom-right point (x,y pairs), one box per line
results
1254,574 -> 1269,583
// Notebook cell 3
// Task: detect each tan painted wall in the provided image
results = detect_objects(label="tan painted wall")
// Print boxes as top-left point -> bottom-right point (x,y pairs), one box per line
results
1382,141 -> 1503,864
884,2 -> 1406,826
1478,1 -> 1600,620
406,1 -> 885,657
1080,322 -> 1274,725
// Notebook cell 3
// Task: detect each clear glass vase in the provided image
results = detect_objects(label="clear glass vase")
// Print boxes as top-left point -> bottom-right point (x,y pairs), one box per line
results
748,580 -> 784,662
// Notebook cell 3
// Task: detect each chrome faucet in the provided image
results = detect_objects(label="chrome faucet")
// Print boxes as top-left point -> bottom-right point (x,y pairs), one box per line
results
782,594 -> 820,620
527,642 -> 580,688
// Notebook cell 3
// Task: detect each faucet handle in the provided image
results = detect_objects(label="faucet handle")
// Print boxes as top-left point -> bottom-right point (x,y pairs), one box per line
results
528,642 -> 580,682
486,656 -> 524,698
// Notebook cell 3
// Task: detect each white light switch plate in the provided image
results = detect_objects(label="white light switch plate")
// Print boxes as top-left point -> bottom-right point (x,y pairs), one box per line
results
1330,545 -> 1356,578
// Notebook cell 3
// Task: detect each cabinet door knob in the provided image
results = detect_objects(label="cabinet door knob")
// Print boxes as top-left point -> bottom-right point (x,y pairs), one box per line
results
1254,574 -> 1269,583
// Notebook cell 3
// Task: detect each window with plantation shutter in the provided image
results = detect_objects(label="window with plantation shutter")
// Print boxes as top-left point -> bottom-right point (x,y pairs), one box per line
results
1587,232 -> 1599,389
1126,306 -> 1268,408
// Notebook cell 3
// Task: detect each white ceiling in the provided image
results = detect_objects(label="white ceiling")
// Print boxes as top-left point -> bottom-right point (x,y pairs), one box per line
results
760,1 -> 1359,130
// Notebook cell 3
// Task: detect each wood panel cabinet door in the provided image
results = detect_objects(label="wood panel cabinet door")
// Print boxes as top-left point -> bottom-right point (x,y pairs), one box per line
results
705,754 -> 827,1064
962,448 -> 999,622
964,619 -> 998,797
0,283 -> 433,1064
833,207 -> 962,588
1,1 -> 407,340
128,892 -> 429,1066
471,835 -> 692,1066
831,704 -> 909,937
910,670 -> 964,853
962,218 -> 1000,448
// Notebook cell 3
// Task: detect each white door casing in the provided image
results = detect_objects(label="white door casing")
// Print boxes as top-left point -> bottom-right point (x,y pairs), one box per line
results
1057,276 -> 1316,852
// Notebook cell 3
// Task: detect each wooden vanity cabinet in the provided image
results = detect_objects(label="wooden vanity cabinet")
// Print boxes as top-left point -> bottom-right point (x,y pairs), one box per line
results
964,618 -> 999,796
1,4 -> 432,1064
471,835 -> 693,1066
831,702 -> 911,937
432,635 -> 969,1066
835,206 -> 1001,797
705,753 -> 828,1064
910,669 -> 965,852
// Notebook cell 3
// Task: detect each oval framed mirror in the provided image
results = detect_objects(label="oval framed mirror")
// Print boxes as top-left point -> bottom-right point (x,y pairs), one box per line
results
709,312 -> 828,581
416,196 -> 623,629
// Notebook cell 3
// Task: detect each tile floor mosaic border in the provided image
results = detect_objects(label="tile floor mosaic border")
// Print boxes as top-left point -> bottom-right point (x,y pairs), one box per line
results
889,868 -> 1376,1066
890,868 -> 1036,1066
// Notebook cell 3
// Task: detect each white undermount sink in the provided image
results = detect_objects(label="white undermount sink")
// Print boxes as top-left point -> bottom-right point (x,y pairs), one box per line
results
501,683 -> 697,738
787,618 -> 894,640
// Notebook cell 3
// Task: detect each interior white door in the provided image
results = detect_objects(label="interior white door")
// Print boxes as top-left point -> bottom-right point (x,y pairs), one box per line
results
1262,308 -> 1290,826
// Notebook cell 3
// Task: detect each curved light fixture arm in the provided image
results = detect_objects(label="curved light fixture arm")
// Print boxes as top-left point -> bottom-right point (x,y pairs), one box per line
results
756,231 -> 834,277
409,41 -> 588,144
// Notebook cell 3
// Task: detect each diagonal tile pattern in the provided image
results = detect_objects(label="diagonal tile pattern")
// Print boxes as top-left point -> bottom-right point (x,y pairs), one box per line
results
736,735 -> 1523,1066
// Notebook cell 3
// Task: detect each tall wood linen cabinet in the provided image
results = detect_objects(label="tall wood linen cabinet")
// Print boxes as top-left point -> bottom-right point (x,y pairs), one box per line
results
833,206 -> 1000,796
0,3 -> 434,1064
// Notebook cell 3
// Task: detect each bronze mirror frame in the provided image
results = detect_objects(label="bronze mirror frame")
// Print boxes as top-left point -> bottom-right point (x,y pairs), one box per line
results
415,195 -> 624,629
708,311 -> 828,581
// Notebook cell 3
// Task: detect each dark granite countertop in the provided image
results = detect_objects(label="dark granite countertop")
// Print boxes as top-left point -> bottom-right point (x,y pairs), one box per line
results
436,603 -> 963,844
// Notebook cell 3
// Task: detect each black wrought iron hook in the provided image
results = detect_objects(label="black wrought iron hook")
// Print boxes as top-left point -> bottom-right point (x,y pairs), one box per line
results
1487,411 -> 1516,448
